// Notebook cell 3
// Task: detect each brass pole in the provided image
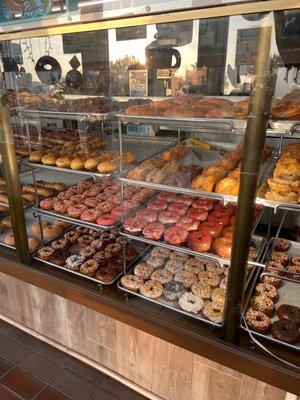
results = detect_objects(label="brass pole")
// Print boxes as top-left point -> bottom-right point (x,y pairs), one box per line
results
221,26 -> 273,344
0,105 -> 30,264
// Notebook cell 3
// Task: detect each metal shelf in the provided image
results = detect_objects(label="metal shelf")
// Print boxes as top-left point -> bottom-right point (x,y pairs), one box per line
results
15,108 -> 113,122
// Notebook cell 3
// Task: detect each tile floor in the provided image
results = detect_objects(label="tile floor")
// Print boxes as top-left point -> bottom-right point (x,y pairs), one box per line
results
0,319 -> 149,400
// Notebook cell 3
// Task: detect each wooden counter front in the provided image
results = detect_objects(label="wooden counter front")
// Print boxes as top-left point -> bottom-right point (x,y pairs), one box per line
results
0,254 -> 299,399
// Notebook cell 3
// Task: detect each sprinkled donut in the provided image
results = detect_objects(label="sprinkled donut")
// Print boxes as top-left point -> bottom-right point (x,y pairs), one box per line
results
179,292 -> 204,314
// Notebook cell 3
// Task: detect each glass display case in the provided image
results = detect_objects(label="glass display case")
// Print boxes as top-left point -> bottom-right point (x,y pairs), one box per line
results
0,0 -> 299,370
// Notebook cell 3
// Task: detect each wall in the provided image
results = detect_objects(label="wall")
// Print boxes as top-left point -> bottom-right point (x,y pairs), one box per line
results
0,271 -> 287,400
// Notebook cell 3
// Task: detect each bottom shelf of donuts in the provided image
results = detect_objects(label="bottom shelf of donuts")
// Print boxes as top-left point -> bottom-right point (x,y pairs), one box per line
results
118,246 -> 230,327
0,208 -> 71,253
34,226 -> 149,286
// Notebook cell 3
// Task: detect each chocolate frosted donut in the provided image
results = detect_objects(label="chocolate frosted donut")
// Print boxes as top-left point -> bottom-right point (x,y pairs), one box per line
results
250,295 -> 274,316
163,281 -> 186,301
245,310 -> 271,333
270,251 -> 289,266
80,259 -> 99,277
255,283 -> 278,302
93,251 -> 109,266
277,304 -> 300,325
271,320 -> 299,344
96,267 -> 118,282
274,238 -> 291,252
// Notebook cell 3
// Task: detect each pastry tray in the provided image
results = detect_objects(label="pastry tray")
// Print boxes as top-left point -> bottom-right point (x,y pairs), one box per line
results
242,269 -> 300,352
34,235 -> 150,286
15,108 -> 113,122
268,120 -> 300,135
23,136 -> 176,179
117,246 -> 227,328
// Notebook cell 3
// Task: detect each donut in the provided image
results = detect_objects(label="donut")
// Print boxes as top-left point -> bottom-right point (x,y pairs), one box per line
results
205,261 -> 225,275
255,283 -> 278,302
170,251 -> 189,262
84,197 -> 98,208
270,252 -> 289,266
212,236 -> 232,258
93,251 -> 108,266
43,224 -> 63,241
213,203 -> 235,217
77,234 -> 93,249
50,253 -> 67,266
277,304 -> 300,325
139,280 -> 163,299
261,275 -> 282,288
53,201 -> 70,214
150,247 -> 171,259
134,262 -> 154,279
164,226 -> 188,246
203,300 -> 224,324
230,216 -> 235,226
165,259 -> 183,275
179,292 -> 204,314
245,310 -> 271,333
174,271 -> 198,288
176,217 -> 199,231
183,258 -> 205,274
146,255 -> 165,270
286,265 -> 300,281
191,281 -> 211,299
167,202 -> 188,216
290,256 -> 300,266
108,257 -> 125,272
68,205 -> 87,219
31,221 -> 50,235
1,217 -> 12,229
163,281 -> 186,301
121,274 -> 143,292
90,238 -> 104,250
197,221 -> 223,238
135,209 -> 157,223
188,231 -> 212,252
207,211 -> 230,227
88,229 -> 101,239
150,269 -> 173,284
266,261 -> 285,276
250,295 -> 274,316
176,195 -> 193,206
96,213 -> 117,227
53,220 -> 70,230
198,271 -> 220,287
105,242 -> 122,256
142,222 -> 165,240
64,230 -> 80,245
96,201 -> 113,214
220,276 -> 228,289
27,237 -> 41,252
79,209 -> 100,222
274,238 -> 291,252
124,217 -> 145,235
158,210 -> 179,225
51,238 -> 69,252
186,208 -> 208,221
191,198 -> 214,210
65,255 -> 84,271
147,200 -> 167,212
36,246 -> 55,261
271,320 -> 299,344
79,246 -> 97,260
80,259 -> 99,277
96,267 -> 118,282
156,192 -> 178,203
39,198 -> 55,210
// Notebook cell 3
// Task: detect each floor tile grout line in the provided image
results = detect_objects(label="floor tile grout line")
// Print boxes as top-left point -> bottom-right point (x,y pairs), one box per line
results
0,382 -> 25,400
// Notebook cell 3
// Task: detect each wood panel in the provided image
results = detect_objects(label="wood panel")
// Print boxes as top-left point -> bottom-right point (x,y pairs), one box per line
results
0,271 -> 291,400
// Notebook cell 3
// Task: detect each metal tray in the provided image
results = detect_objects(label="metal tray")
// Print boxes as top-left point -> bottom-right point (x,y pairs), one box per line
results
269,120 -> 300,135
242,269 -> 300,352
15,108 -> 113,122
34,235 -> 150,287
117,246 -> 227,327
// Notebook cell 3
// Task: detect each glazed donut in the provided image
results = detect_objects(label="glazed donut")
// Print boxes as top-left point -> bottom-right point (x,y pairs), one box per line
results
274,238 -> 291,252
96,267 -> 118,282
213,203 -> 235,217
197,221 -> 223,238
43,224 -> 63,241
147,200 -> 168,211
212,236 -> 232,258
164,226 -> 188,246
188,231 -> 212,252
191,198 -> 214,210
142,222 -> 165,240
97,161 -> 118,174
203,300 -> 224,324
271,320 -> 299,344
4,233 -> 15,246
135,209 -> 157,223
245,310 -> 271,333
158,210 -> 179,225
250,295 -> 274,316
51,238 -> 69,252
198,270 -> 220,287
31,221 -> 50,235
191,281 -> 211,299
207,211 -> 230,227
150,269 -> 173,284
174,271 -> 198,288
139,280 -> 163,299
184,258 -> 205,274
186,208 -> 208,221
53,219 -> 70,230
163,281 -> 186,301
277,304 -> 300,325
65,255 -> 84,271
134,263 -> 154,279
165,259 -> 183,275
255,283 -> 278,302
39,198 -> 55,210
79,259 -> 99,277
167,202 -> 188,216
146,255 -> 165,270
96,213 -> 117,227
176,217 -> 199,232
36,246 -> 55,261
121,274 -> 143,292
179,292 -> 204,314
